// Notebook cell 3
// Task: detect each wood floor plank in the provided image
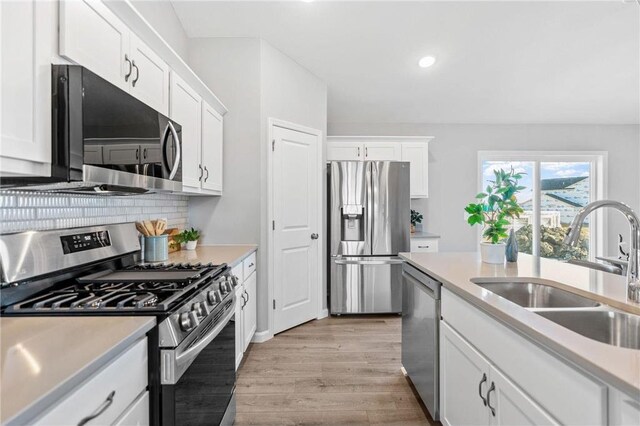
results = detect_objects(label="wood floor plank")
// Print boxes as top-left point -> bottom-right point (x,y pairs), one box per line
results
236,315 -> 436,426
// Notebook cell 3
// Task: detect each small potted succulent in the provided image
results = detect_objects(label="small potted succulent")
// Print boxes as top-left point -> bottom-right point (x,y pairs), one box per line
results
177,227 -> 201,250
464,168 -> 524,264
410,209 -> 423,234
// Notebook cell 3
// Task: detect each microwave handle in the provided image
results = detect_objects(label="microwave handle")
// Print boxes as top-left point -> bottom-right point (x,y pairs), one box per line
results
167,122 -> 181,180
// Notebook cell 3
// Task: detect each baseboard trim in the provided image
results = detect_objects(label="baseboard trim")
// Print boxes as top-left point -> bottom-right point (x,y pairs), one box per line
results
252,329 -> 273,343
317,308 -> 329,319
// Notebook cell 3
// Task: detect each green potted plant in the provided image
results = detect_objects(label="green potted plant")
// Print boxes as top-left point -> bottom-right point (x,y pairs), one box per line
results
410,209 -> 423,234
177,227 -> 201,250
464,168 -> 524,263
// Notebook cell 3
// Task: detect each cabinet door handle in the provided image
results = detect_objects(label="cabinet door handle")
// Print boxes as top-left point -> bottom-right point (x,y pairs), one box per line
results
131,61 -> 140,87
244,289 -> 249,305
241,292 -> 247,309
357,147 -> 360,157
478,373 -> 488,406
78,390 -> 115,426
365,147 -> 368,157
143,148 -> 147,160
204,166 -> 209,182
198,164 -> 203,181
486,381 -> 496,416
135,148 -> 139,161
124,55 -> 132,81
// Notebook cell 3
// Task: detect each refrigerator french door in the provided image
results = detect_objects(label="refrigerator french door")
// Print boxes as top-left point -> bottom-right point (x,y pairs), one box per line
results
329,161 -> 410,314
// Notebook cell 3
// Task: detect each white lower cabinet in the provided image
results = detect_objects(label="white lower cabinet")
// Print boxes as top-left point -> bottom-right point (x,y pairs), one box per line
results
441,322 -> 556,426
34,338 -> 148,425
441,288 -> 609,426
113,392 -> 150,426
441,322 -> 491,426
233,251 -> 258,369
410,237 -> 439,253
243,271 -> 257,351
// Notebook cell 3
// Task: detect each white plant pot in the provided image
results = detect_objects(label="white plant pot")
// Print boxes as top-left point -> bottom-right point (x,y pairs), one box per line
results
480,242 -> 505,264
185,240 -> 198,251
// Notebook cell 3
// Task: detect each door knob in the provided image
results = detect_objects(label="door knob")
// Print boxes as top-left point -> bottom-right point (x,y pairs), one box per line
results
311,233 -> 319,240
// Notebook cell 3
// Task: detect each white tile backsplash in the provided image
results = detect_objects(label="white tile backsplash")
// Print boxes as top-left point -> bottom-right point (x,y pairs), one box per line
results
0,191 -> 189,234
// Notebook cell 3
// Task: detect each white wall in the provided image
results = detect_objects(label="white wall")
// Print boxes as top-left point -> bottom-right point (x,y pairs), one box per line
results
188,38 -> 262,246
329,123 -> 640,255
131,0 -> 189,60
187,38 -> 327,333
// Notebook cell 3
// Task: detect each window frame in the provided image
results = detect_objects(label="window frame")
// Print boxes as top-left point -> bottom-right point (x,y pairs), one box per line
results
477,151 -> 608,260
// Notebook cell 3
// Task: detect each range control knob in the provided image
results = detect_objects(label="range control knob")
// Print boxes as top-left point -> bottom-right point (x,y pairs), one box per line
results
207,290 -> 221,305
193,301 -> 208,318
219,281 -> 230,294
179,311 -> 199,332
230,275 -> 239,288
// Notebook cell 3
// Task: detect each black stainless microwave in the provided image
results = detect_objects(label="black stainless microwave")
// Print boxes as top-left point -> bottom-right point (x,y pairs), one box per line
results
1,65 -> 182,194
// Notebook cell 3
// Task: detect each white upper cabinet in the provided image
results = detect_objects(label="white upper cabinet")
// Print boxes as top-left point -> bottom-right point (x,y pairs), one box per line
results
59,0 -> 130,91
326,141 -> 363,161
201,101 -> 224,192
59,0 -> 169,114
401,141 -> 430,198
362,141 -> 400,160
327,136 -> 432,198
128,33 -> 170,115
0,0 -> 58,177
170,72 -> 202,190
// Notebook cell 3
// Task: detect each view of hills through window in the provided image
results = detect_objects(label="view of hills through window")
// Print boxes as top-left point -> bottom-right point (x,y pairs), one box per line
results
482,161 -> 591,260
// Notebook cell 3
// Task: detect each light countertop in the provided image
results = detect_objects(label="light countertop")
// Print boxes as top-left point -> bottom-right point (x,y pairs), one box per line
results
410,231 -> 440,239
399,252 -> 640,396
0,316 -> 155,425
166,244 -> 257,267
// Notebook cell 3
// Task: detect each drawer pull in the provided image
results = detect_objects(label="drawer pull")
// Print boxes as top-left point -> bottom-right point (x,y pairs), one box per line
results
78,390 -> 115,426
486,382 -> 496,416
478,373 -> 488,406
418,245 -> 430,249
248,262 -> 254,268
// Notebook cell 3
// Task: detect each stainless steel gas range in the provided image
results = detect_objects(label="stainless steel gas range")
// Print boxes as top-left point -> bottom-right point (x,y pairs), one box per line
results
0,223 -> 237,426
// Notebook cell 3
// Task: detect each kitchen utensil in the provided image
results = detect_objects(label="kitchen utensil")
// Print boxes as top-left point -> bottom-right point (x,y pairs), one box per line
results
135,222 -> 149,236
143,220 -> 156,236
155,219 -> 167,236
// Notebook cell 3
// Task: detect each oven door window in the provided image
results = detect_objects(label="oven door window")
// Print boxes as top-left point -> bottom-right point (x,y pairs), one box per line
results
162,317 -> 236,425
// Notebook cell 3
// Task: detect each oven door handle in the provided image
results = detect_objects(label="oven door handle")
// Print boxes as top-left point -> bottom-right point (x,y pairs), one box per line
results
161,305 -> 234,385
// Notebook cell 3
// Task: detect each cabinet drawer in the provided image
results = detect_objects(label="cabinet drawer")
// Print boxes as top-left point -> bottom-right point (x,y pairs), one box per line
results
231,263 -> 244,284
243,251 -> 256,278
113,391 -> 149,426
442,289 -> 607,425
35,338 -> 148,426
410,238 -> 438,253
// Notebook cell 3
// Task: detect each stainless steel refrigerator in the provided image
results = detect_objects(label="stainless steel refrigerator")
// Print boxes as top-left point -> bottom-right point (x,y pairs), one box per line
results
328,161 -> 410,314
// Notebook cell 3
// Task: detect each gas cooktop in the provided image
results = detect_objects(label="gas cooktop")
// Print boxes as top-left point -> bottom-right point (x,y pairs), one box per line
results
4,262 -> 227,314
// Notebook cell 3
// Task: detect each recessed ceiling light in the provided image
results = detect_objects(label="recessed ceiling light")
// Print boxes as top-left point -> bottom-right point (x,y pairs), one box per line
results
418,56 -> 436,68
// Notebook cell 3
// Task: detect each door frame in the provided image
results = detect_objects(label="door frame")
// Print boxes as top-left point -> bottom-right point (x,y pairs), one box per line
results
267,118 -> 324,337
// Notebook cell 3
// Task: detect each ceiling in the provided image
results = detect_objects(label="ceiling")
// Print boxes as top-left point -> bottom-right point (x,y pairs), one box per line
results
171,1 -> 640,124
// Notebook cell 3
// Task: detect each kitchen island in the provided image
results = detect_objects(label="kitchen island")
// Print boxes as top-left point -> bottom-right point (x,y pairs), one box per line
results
400,252 -> 640,425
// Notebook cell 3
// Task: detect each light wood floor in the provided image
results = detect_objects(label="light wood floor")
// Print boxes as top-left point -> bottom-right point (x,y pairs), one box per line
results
235,315 -> 437,426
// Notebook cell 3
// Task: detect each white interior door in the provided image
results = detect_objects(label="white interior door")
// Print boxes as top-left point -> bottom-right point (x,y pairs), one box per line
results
272,124 -> 320,334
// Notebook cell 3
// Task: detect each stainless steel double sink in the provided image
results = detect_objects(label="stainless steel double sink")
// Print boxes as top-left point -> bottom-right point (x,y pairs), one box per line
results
471,280 -> 640,350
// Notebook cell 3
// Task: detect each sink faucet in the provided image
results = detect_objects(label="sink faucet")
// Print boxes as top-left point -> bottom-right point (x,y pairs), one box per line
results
563,200 -> 640,303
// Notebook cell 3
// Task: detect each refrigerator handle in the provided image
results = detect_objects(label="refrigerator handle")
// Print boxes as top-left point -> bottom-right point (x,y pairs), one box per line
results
333,258 -> 405,265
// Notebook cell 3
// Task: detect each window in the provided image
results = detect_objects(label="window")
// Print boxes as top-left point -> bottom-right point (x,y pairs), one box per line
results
479,152 -> 606,261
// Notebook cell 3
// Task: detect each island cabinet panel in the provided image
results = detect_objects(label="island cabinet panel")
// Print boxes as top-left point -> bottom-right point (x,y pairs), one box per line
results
609,388 -> 640,426
440,322 -> 492,426
441,288 -> 607,425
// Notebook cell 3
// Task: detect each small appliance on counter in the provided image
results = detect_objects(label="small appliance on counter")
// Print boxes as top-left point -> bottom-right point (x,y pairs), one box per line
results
0,65 -> 183,194
0,223 -> 237,426
328,161 -> 410,314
